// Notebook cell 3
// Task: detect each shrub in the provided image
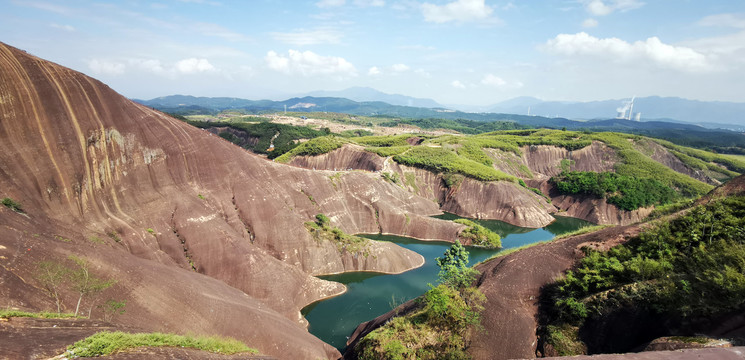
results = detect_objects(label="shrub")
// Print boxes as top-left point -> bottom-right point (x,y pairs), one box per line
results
2,197 -> 23,213
454,219 -> 501,249
315,213 -> 330,227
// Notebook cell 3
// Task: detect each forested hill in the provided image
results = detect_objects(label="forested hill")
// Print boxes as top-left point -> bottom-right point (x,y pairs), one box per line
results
139,95 -> 745,153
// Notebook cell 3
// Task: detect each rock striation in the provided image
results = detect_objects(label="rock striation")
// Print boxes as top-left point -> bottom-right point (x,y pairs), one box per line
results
0,42 -> 465,359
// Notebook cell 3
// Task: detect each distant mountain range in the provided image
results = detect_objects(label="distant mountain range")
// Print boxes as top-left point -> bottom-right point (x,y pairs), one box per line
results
304,87 -> 442,109
136,89 -> 744,131
485,96 -> 745,129
135,94 -> 745,151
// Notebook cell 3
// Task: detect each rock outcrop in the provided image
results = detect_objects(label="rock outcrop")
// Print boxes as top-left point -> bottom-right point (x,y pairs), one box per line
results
0,42 -> 464,359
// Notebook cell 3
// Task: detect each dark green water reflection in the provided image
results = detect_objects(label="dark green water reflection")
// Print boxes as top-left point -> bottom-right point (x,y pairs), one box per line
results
301,214 -> 592,351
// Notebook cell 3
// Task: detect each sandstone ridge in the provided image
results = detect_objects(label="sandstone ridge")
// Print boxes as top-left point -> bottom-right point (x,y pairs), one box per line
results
0,42 -> 465,359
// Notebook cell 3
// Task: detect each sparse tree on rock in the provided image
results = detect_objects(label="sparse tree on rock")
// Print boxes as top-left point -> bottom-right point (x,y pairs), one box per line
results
36,261 -> 69,313
68,255 -> 115,317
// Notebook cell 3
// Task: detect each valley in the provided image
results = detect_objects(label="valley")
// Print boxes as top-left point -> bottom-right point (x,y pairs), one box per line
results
1,40 -> 745,359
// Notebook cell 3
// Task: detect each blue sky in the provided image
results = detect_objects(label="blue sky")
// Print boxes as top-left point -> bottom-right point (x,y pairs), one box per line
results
2,0 -> 744,106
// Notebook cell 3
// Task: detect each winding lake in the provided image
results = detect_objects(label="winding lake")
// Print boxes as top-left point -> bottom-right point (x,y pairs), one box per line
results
301,214 -> 592,351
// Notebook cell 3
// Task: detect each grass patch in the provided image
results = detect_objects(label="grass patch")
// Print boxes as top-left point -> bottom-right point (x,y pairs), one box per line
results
274,136 -> 345,163
364,145 -> 411,157
65,331 -> 257,357
404,172 -> 419,193
88,236 -> 105,245
305,215 -> 370,256
544,324 -> 587,356
553,224 -> 613,240
393,146 -> 515,182
0,309 -> 77,319
354,134 -> 417,147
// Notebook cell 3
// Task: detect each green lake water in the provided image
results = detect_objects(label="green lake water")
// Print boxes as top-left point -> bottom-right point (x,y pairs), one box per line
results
301,214 -> 592,351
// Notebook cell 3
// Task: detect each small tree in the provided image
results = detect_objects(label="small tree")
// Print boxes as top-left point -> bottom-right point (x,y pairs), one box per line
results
315,213 -> 330,228
436,240 -> 478,289
100,299 -> 126,321
36,261 -> 69,313
68,255 -> 115,317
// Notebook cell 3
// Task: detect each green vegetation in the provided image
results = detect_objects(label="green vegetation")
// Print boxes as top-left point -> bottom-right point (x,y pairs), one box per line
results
541,195 -> 745,353
274,136 -> 345,163
552,224 -> 613,240
146,228 -> 155,235
654,139 -> 745,175
454,219 -> 501,249
100,300 -> 126,321
379,118 -> 528,134
552,171 -> 678,211
35,256 -> 115,317
394,146 -> 515,182
590,132 -> 714,197
544,324 -> 587,356
65,331 -> 256,357
106,231 -> 121,243
381,171 -> 401,184
518,178 -> 549,200
355,134 -> 417,147
305,213 -> 370,255
88,236 -> 105,245
364,145 -> 411,157
404,172 -> 419,192
356,242 -> 485,359
185,119 -> 328,159
2,197 -> 23,213
0,309 -> 77,319
456,142 -> 492,166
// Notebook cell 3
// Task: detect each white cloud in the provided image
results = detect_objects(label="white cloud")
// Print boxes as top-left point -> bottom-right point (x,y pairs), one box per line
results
368,66 -> 382,76
87,59 -> 126,75
193,22 -> 249,42
50,23 -> 75,32
582,18 -> 598,28
698,13 -> 745,29
175,58 -> 215,73
421,0 -> 498,24
265,50 -> 357,77
584,0 -> 643,16
316,0 -> 345,7
543,32 -> 713,73
392,63 -> 410,72
398,44 -> 436,51
415,68 -> 431,78
129,59 -> 166,74
481,74 -> 506,87
451,80 -> 466,89
353,0 -> 384,6
271,28 -> 343,45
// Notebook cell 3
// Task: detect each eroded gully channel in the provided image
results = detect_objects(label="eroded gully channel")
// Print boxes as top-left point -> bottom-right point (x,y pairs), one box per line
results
301,213 -> 592,351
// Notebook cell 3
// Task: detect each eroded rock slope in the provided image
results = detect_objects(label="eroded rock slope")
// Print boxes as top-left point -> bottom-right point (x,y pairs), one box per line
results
0,42 -> 464,359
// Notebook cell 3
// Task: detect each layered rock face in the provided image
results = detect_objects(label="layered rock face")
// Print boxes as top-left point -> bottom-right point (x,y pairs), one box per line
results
0,42 -> 463,359
290,138 -> 721,227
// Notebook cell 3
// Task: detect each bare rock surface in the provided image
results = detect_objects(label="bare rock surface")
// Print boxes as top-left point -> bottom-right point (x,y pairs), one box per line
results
534,346 -> 745,360
0,42 -> 465,359
289,144 -> 384,172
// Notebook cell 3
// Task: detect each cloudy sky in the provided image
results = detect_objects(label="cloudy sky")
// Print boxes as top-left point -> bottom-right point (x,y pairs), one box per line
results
2,0 -> 744,105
